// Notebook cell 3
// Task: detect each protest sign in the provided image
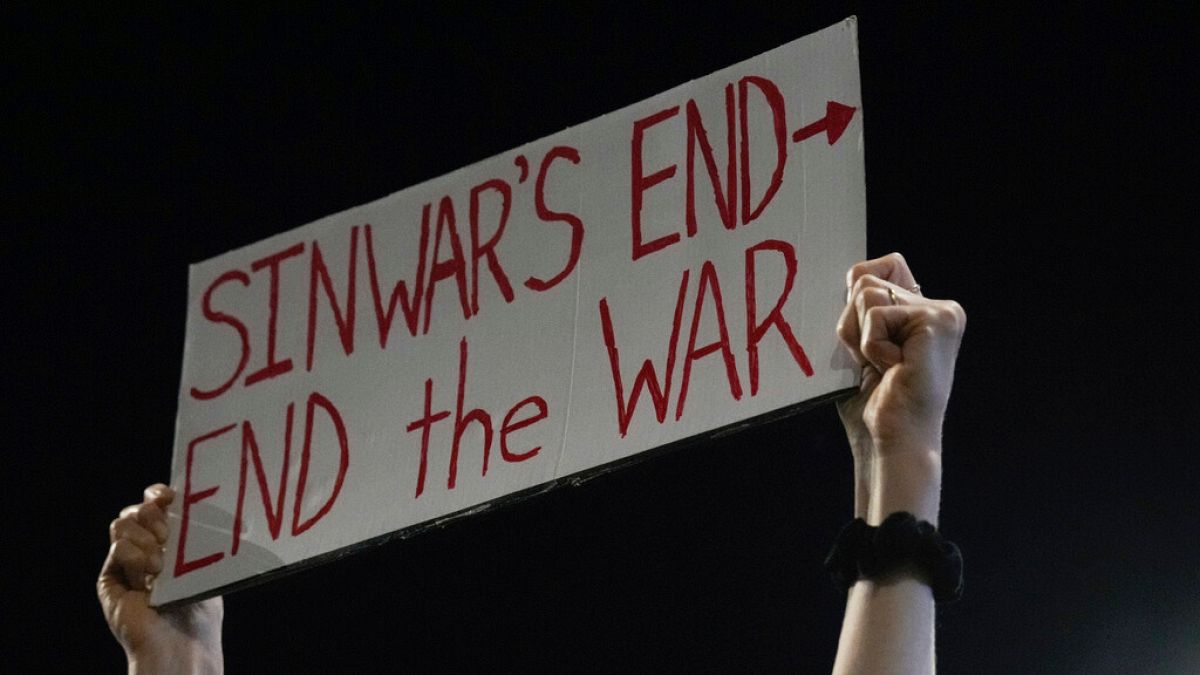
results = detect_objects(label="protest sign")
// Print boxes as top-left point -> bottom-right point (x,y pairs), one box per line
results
153,17 -> 865,606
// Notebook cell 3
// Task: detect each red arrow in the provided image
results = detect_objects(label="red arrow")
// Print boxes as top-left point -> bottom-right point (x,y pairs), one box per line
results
791,101 -> 857,145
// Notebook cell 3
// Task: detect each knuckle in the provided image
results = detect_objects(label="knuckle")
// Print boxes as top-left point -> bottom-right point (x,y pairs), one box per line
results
112,538 -> 140,562
110,515 -> 137,541
863,286 -> 889,307
862,304 -> 885,324
847,260 -> 870,281
853,273 -> 879,294
836,315 -> 851,341
932,300 -> 966,332
854,282 -> 883,312
948,300 -> 967,327
115,517 -> 158,547
918,312 -> 961,344
137,502 -> 163,524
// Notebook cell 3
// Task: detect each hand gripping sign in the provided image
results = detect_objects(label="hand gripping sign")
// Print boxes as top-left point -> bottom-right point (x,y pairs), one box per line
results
154,18 -> 865,606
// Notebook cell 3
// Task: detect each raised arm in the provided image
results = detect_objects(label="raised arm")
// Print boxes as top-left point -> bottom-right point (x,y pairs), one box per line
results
98,484 -> 225,674
831,253 -> 966,674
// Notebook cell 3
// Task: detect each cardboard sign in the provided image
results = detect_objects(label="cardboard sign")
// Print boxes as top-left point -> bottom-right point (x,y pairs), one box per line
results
153,17 -> 865,606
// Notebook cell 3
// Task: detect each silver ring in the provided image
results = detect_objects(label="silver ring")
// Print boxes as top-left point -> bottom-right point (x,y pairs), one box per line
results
909,283 -> 921,295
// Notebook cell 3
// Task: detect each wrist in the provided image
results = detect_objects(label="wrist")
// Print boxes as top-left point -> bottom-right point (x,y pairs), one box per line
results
128,642 -> 223,675
852,456 -> 872,519
868,449 -> 942,527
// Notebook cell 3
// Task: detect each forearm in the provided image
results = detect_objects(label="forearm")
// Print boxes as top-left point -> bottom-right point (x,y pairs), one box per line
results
833,449 -> 942,675
833,571 -> 936,675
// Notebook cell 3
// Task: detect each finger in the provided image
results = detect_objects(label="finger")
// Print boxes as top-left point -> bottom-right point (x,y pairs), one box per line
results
840,274 -> 904,365
109,515 -> 159,551
860,305 -> 914,370
107,538 -> 151,591
144,483 -> 174,509
854,287 -> 894,369
844,273 -> 892,362
97,550 -> 128,612
846,252 -> 918,299
865,299 -> 967,364
840,261 -> 923,373
136,501 -> 170,544
836,298 -> 866,366
855,285 -> 894,321
146,544 -> 164,576
850,272 -> 925,306
113,503 -> 169,545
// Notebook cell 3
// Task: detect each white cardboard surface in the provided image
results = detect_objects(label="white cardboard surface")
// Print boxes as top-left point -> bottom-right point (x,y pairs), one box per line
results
154,18 -> 865,606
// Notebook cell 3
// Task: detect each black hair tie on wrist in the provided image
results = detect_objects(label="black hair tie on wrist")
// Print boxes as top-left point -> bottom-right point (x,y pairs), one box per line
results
824,512 -> 963,603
